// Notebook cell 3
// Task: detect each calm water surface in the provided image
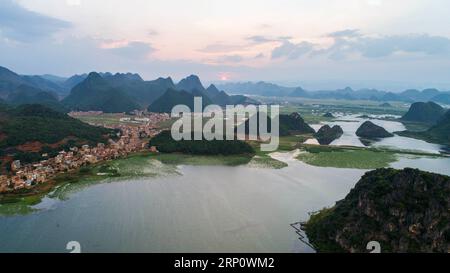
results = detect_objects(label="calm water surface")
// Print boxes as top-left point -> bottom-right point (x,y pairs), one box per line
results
0,153 -> 365,253
0,113 -> 448,253
310,114 -> 445,154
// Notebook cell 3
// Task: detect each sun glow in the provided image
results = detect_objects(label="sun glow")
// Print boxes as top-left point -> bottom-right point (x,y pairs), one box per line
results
219,73 -> 230,81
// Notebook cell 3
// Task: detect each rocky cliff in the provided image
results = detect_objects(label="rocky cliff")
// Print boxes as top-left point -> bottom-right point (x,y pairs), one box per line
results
314,125 -> 343,145
303,168 -> 450,253
356,121 -> 393,139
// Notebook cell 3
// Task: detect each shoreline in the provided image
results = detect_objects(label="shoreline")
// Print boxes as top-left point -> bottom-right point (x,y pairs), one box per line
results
1,137 -> 448,204
0,151 -> 258,204
0,151 -> 151,203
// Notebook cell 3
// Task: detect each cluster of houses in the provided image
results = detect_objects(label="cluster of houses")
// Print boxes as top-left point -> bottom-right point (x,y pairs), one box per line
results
0,112 -> 171,194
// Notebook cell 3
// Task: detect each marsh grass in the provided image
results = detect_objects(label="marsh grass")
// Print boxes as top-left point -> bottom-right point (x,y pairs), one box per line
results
297,148 -> 397,169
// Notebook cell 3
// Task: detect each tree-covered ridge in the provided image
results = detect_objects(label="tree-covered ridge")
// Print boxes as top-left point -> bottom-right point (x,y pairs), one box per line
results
102,74 -> 175,107
279,112 -> 315,135
0,104 -> 113,148
426,109 -> 450,144
0,66 -> 68,97
148,88 -> 213,113
237,112 -> 314,137
303,168 -> 450,253
314,125 -> 343,145
356,121 -> 393,139
401,101 -> 445,124
6,84 -> 66,112
149,130 -> 254,155
398,109 -> 450,146
62,72 -> 140,113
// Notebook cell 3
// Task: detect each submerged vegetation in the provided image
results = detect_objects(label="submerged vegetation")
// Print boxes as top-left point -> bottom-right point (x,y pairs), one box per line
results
296,145 -> 442,169
0,150 -> 283,216
297,145 -> 397,169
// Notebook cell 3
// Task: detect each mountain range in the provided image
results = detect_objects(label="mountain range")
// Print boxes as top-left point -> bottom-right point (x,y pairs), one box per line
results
216,82 -> 450,104
0,66 -> 256,113
2,65 -> 449,114
0,66 -> 70,99
62,72 -> 140,113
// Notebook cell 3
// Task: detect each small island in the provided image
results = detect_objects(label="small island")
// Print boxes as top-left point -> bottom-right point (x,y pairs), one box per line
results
356,121 -> 393,139
314,125 -> 343,145
302,168 -> 450,253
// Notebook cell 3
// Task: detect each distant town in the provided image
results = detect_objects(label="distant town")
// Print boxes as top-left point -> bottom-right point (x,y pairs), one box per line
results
0,111 -> 170,193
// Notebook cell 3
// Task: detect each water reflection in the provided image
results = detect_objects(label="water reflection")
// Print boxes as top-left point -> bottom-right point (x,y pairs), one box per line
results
309,114 -> 445,154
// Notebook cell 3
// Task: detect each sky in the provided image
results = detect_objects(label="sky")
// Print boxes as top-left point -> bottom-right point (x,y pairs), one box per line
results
1,0 -> 450,91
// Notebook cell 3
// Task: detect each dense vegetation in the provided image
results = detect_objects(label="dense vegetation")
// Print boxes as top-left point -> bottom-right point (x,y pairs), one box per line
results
399,109 -> 450,146
426,110 -> 450,144
103,74 -> 174,107
314,125 -> 343,145
401,101 -> 445,124
62,72 -> 140,113
149,130 -> 254,155
356,121 -> 393,139
0,105 -> 114,168
0,104 -> 113,147
297,145 -> 397,169
148,88 -> 213,113
237,112 -> 314,137
6,84 -> 66,112
1,66 -> 255,114
149,76 -> 256,112
0,66 -> 68,98
303,168 -> 450,253
279,112 -> 315,135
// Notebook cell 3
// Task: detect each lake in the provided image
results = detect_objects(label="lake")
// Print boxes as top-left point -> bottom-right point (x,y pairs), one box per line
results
309,114 -> 446,154
0,113 -> 449,253
0,148 -> 449,252
0,152 -> 365,253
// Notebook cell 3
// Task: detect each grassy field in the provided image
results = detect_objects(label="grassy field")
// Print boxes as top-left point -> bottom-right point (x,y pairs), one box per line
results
260,98 -> 410,124
74,113 -> 137,126
0,194 -> 42,215
295,144 -> 444,169
297,146 -> 397,169
148,153 -> 253,166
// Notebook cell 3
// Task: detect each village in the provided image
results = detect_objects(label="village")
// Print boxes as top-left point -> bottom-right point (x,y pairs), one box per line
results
0,112 -> 171,194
